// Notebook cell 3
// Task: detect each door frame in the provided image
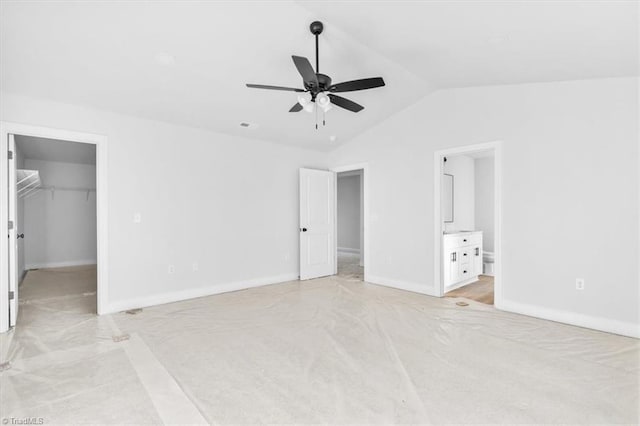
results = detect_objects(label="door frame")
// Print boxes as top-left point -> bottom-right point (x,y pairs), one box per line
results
0,122 -> 109,333
331,163 -> 369,282
433,141 -> 503,307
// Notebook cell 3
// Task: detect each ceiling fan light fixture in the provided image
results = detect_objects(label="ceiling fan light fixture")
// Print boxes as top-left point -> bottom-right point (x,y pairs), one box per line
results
297,92 -> 312,106
303,103 -> 315,113
316,92 -> 330,109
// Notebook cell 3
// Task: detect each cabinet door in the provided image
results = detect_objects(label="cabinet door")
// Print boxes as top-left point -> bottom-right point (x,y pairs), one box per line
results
472,245 -> 483,276
443,248 -> 458,285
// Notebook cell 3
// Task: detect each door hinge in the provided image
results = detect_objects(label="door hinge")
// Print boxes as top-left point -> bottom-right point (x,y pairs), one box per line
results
7,150 -> 13,160
8,291 -> 14,300
8,221 -> 13,230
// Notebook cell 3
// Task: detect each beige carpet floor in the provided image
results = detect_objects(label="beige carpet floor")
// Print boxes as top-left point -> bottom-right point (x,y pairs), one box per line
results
1,266 -> 638,424
19,265 -> 97,307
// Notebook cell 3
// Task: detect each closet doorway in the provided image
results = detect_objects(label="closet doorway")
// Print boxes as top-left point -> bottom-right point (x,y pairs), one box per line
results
1,123 -> 108,332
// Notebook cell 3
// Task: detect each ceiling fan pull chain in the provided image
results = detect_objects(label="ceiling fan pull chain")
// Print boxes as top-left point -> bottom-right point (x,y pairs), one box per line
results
323,109 -> 326,126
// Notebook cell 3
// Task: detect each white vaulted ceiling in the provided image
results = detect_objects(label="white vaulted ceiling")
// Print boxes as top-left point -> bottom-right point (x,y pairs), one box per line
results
1,1 -> 637,151
300,1 -> 639,89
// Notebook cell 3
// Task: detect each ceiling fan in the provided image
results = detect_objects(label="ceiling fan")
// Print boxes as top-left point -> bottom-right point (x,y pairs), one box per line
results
246,21 -> 385,125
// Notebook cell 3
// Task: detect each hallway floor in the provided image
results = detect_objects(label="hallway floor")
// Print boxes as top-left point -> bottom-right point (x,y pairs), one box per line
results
1,267 -> 638,424
337,251 -> 363,281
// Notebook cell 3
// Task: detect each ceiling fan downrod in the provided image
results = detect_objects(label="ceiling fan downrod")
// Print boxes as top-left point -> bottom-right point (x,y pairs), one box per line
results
310,21 -> 323,73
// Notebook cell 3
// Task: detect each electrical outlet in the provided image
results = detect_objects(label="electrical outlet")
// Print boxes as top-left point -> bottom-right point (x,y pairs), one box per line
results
168,265 -> 175,274
576,278 -> 585,290
133,213 -> 142,223
284,252 -> 290,261
192,262 -> 199,272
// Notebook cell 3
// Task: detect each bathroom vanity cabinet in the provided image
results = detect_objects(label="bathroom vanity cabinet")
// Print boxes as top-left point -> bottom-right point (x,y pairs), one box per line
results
443,231 -> 483,291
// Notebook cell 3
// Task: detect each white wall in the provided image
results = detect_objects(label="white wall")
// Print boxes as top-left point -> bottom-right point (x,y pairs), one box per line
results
23,159 -> 97,269
337,174 -> 361,252
443,155 -> 474,232
475,157 -> 495,253
1,93 -> 327,312
359,174 -> 364,267
329,77 -> 639,336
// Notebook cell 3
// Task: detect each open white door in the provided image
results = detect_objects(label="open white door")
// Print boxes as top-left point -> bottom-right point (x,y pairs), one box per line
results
299,168 -> 335,280
7,134 -> 18,327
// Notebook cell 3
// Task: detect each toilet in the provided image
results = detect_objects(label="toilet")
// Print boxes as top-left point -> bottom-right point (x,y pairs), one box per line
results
483,251 -> 495,276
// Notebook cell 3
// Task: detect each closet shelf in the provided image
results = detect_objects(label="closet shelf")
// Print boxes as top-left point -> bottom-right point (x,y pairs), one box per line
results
17,169 -> 96,200
17,169 -> 41,199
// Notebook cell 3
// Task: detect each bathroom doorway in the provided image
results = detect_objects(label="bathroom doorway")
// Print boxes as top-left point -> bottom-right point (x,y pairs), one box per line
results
433,141 -> 502,306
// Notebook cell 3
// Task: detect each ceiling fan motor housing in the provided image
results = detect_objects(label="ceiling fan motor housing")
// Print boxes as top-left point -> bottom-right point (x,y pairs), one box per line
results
306,73 -> 332,95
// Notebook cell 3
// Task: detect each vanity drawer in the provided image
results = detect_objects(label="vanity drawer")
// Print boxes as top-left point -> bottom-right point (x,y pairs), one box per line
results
444,234 -> 481,248
460,249 -> 471,264
466,234 -> 482,246
459,266 -> 472,279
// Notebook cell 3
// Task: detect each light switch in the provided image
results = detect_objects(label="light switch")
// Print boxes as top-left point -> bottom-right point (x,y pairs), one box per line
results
134,213 -> 142,223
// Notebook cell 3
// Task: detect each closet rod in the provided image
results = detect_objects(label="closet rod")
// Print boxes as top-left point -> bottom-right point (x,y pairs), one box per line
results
37,186 -> 96,192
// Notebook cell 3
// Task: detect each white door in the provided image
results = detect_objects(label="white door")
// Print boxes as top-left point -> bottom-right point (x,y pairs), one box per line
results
299,168 -> 335,280
7,134 -> 18,327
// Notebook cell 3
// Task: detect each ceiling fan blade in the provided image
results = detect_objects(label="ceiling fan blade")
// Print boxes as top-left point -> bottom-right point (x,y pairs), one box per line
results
246,84 -> 305,92
328,94 -> 364,113
289,103 -> 303,112
329,77 -> 385,93
292,56 -> 318,86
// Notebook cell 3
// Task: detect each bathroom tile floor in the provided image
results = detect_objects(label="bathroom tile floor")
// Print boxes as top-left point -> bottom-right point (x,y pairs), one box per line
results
445,275 -> 494,304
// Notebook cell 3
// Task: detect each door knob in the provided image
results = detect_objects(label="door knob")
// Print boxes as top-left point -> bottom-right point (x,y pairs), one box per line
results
300,228 -> 308,232
17,233 -> 24,239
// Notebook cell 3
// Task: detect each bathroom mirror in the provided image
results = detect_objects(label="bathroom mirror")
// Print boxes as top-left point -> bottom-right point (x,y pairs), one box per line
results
443,174 -> 454,223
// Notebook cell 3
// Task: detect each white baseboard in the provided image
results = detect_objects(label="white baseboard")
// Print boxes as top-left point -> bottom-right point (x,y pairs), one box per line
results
498,298 -> 639,339
26,259 -> 97,270
105,273 -> 299,314
338,247 -> 360,255
366,274 -> 437,297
